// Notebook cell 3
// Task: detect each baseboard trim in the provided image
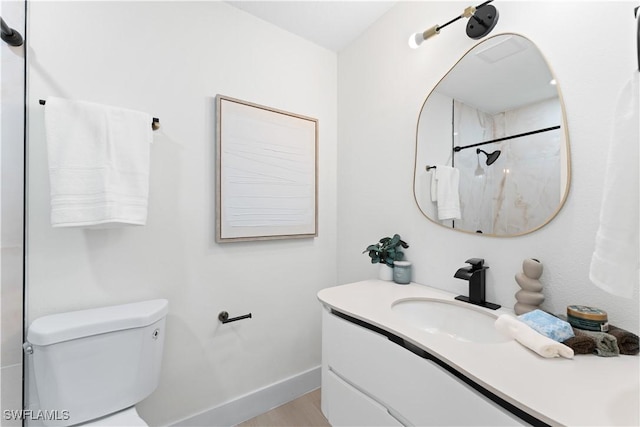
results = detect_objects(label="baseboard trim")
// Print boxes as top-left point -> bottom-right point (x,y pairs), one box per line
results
171,366 -> 321,427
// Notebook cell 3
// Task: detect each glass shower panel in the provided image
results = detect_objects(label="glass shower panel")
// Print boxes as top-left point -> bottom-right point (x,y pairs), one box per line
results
1,1 -> 25,424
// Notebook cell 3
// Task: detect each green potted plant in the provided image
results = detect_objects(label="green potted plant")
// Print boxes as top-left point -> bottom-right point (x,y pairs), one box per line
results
363,234 -> 409,280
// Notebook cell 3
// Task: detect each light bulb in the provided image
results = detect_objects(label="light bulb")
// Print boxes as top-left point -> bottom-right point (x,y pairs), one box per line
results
408,32 -> 424,49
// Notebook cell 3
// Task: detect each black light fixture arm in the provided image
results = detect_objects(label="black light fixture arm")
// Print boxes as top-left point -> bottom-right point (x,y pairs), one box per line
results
437,0 -> 494,32
1,16 -> 23,47
453,125 -> 561,152
436,12 -> 464,32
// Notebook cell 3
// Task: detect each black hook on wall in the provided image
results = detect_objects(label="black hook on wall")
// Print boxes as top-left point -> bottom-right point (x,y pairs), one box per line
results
0,16 -> 23,47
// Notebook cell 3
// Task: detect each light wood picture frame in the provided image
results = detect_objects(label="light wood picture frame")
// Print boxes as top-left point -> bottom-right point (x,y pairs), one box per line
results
216,95 -> 318,242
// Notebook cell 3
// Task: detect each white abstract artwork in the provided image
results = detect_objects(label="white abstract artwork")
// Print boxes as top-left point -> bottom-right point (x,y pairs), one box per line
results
216,96 -> 318,242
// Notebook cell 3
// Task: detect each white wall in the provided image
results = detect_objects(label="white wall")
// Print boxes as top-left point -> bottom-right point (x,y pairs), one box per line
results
338,1 -> 639,331
1,1 -> 25,424
26,2 -> 337,425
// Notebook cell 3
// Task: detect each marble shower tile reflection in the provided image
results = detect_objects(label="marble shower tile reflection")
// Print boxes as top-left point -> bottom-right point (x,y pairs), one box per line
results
454,99 -> 562,235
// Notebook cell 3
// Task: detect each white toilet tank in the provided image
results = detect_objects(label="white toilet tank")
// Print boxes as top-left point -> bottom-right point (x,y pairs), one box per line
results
26,299 -> 168,427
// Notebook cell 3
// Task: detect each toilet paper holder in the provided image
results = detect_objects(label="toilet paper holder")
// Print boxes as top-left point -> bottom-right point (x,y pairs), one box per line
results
218,311 -> 252,324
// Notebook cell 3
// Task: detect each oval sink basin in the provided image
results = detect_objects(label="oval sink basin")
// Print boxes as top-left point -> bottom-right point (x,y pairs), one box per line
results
391,298 -> 510,344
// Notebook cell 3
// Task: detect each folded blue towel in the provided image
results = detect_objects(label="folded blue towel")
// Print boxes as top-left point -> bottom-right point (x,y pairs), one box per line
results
518,310 -> 575,342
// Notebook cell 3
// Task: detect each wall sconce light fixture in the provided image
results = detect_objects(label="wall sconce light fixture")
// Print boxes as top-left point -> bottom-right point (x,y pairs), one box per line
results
409,0 -> 499,48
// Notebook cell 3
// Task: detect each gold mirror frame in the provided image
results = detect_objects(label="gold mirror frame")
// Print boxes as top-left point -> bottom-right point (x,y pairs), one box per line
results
413,33 -> 571,237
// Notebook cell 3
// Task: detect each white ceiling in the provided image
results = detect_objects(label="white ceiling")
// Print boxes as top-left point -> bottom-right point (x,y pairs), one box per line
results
225,1 -> 397,52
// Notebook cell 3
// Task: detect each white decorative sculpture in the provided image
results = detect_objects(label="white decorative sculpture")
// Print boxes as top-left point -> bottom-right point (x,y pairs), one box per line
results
514,258 -> 545,315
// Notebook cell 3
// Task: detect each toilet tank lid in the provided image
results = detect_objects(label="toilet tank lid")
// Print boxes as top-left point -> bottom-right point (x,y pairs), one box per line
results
27,299 -> 168,346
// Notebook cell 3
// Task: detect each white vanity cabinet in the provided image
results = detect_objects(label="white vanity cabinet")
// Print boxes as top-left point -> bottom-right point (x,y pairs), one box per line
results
321,307 -> 527,426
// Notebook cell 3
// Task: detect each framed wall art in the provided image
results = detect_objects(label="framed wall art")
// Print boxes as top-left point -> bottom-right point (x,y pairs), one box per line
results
216,95 -> 318,242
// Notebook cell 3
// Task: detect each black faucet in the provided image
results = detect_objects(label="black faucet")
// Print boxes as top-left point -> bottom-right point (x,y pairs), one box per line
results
453,258 -> 501,310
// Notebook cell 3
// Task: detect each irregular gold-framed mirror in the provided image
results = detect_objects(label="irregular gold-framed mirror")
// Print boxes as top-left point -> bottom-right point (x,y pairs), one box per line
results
413,33 -> 570,236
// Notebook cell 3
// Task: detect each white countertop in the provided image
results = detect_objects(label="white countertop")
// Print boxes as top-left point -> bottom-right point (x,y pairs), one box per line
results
318,280 -> 640,427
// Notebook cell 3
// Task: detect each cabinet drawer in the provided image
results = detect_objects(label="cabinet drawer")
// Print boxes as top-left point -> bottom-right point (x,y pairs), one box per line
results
323,369 -> 403,427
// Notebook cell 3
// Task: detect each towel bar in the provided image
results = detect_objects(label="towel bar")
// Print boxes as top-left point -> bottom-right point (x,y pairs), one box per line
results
39,99 -> 160,130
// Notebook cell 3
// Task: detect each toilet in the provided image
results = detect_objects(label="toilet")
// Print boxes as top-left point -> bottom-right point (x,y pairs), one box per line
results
25,299 -> 168,426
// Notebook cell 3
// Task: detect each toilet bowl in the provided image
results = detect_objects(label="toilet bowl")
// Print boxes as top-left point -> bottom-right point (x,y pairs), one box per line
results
26,299 -> 168,426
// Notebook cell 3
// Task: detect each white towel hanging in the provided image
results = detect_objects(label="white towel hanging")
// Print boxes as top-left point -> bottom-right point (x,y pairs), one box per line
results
44,97 -> 153,227
434,165 -> 461,220
589,74 -> 640,297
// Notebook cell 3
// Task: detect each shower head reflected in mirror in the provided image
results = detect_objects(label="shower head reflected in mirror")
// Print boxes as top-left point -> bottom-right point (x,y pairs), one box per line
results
476,148 -> 501,166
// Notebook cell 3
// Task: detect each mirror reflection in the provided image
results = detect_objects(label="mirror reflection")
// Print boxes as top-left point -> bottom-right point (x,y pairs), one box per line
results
414,34 -> 570,236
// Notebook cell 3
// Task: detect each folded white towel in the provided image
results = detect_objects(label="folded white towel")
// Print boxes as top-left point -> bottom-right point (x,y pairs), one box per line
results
434,166 -> 461,220
45,97 -> 153,227
589,73 -> 639,298
495,314 -> 574,359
